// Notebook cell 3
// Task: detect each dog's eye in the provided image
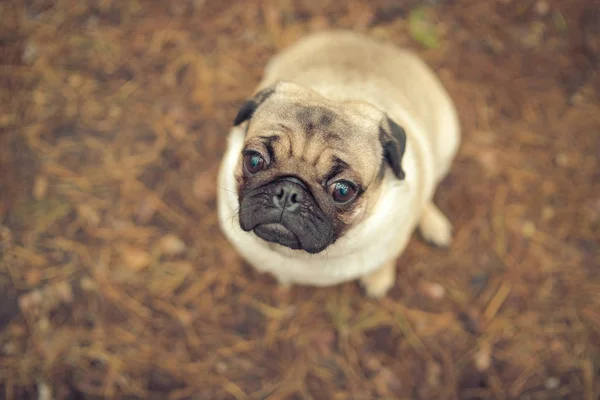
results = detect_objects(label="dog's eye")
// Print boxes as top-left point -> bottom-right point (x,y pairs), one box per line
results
243,152 -> 266,175
329,180 -> 357,204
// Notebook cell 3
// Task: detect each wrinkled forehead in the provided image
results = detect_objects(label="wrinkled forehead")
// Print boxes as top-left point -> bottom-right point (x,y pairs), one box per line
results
246,99 -> 382,167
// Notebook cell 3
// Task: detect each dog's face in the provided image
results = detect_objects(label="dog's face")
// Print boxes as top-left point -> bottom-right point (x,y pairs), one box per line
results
232,81 -> 407,254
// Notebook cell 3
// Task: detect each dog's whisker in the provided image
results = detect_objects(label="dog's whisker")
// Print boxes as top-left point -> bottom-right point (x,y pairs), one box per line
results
217,184 -> 238,195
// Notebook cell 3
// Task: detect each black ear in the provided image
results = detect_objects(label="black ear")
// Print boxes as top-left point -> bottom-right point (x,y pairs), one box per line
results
379,116 -> 407,180
233,86 -> 276,126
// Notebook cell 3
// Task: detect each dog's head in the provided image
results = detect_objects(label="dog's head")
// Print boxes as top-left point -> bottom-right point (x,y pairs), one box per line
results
232,81 -> 407,254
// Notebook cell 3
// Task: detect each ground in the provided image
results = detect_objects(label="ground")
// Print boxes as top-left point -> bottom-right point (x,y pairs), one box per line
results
1,0 -> 599,399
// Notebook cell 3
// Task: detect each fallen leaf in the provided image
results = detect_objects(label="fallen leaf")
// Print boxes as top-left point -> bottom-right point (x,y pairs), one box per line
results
77,204 -> 101,228
136,196 -> 159,223
193,171 -> 216,202
418,281 -> 446,300
474,343 -> 492,371
158,234 -> 186,256
121,246 -> 151,271
33,175 -> 48,200
534,0 -> 550,16
25,269 -> 43,286
425,361 -> 442,388
409,7 -> 440,49
373,366 -> 402,396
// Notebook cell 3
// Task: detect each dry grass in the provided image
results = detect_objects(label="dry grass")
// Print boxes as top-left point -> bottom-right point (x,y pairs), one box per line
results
1,0 -> 599,399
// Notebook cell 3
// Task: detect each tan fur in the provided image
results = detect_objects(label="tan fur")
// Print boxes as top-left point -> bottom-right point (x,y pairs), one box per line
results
235,83 -> 386,229
257,31 -> 460,184
217,30 -> 461,297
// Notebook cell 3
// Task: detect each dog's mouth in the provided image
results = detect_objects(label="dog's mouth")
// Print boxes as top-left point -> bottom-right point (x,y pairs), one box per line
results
238,177 -> 337,254
253,223 -> 302,250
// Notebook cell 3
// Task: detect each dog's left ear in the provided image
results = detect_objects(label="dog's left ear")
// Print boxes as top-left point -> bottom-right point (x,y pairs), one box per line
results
379,116 -> 407,180
233,85 -> 277,126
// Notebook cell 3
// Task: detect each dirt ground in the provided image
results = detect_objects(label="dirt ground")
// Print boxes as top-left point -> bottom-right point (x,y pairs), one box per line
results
1,0 -> 599,399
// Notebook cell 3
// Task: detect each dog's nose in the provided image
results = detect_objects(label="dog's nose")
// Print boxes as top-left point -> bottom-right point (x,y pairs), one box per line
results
273,180 -> 305,211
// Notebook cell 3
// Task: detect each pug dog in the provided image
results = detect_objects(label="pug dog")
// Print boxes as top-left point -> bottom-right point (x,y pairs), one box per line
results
217,30 -> 460,298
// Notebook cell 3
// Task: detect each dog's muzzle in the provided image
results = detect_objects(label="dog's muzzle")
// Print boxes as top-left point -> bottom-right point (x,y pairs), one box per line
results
238,176 -> 335,254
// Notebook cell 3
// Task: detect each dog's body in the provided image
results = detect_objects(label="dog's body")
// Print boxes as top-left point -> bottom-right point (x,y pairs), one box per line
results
217,31 -> 460,297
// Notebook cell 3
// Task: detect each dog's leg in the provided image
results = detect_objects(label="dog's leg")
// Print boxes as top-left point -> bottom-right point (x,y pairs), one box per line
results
360,259 -> 397,298
419,202 -> 452,247
273,275 -> 292,294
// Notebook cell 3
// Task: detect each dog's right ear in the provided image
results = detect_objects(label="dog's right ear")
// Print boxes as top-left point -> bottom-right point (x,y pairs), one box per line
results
233,85 -> 277,126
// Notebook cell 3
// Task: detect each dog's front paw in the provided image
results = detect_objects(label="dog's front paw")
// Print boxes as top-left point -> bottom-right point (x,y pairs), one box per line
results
419,203 -> 453,247
360,260 -> 396,299
362,278 -> 394,299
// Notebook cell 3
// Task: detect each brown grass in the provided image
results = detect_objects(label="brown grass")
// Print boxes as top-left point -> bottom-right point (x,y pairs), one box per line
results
1,0 -> 599,399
